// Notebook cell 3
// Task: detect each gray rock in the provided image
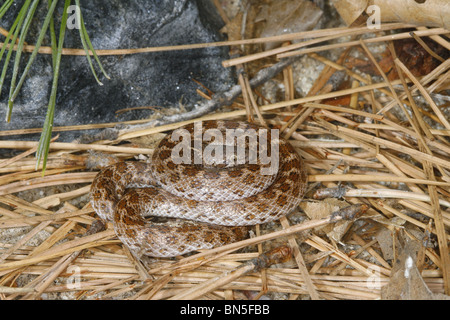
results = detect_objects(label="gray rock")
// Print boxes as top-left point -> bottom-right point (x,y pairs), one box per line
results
0,0 -> 234,141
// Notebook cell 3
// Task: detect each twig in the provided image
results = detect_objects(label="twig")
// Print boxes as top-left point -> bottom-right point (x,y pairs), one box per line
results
169,246 -> 292,300
279,217 -> 320,300
277,28 -> 449,59
117,56 -> 299,136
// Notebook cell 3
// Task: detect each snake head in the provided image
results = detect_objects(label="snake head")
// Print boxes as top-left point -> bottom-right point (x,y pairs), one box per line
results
90,194 -> 116,222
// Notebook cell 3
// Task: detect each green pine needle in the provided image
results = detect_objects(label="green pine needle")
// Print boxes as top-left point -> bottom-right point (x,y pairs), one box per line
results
0,1 -> 109,173
36,0 -> 71,173
0,0 -> 32,114
7,0 -> 41,120
9,0 -> 60,107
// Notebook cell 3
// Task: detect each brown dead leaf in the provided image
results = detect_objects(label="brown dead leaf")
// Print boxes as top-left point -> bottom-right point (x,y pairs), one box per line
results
300,199 -> 352,242
343,38 -> 448,80
390,38 -> 449,79
332,0 -> 367,26
381,234 -> 450,300
256,0 -> 323,50
375,227 -> 395,260
333,0 -> 450,28
220,11 -> 244,42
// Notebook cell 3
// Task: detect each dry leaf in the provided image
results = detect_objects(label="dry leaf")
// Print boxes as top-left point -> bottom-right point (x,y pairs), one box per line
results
332,0 -> 367,25
220,11 -> 244,42
344,38 -> 448,81
381,235 -> 450,300
256,0 -> 323,50
300,199 -> 352,242
375,227 -> 395,260
332,0 -> 450,29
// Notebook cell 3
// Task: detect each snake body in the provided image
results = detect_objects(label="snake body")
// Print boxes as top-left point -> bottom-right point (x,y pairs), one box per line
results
90,120 -> 307,257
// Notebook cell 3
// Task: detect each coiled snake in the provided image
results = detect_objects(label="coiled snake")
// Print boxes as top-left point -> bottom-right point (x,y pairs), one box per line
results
90,120 -> 307,257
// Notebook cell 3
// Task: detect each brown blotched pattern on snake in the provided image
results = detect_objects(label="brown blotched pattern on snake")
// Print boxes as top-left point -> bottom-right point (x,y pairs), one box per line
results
90,120 -> 307,258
